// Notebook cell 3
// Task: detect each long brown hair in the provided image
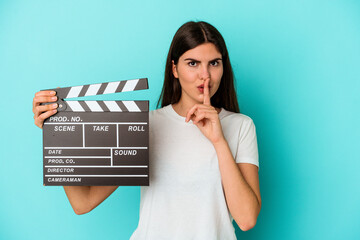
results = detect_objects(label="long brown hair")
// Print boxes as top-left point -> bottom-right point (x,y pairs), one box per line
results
157,21 -> 240,113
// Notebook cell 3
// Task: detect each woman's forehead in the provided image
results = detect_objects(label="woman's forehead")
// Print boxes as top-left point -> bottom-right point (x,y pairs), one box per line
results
180,43 -> 222,60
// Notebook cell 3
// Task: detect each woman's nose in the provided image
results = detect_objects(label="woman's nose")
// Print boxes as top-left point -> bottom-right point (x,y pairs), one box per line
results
199,65 -> 210,80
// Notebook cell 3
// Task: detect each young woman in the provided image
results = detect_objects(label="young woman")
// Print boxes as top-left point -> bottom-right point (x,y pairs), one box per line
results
33,21 -> 261,239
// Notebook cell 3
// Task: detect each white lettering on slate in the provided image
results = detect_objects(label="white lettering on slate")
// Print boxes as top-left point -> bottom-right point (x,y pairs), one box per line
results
47,168 -> 75,173
48,150 -> 62,154
114,150 -> 137,156
48,177 -> 81,182
49,116 -> 68,122
48,159 -> 64,164
54,126 -> 75,131
66,159 -> 75,164
47,159 -> 75,164
128,126 -> 145,131
93,126 -> 109,131
71,116 -> 81,122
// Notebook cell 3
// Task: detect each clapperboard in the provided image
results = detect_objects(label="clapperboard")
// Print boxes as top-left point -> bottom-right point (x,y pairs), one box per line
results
42,78 -> 149,186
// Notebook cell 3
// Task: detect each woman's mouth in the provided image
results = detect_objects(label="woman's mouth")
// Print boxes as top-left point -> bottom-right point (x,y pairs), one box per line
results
197,85 -> 210,93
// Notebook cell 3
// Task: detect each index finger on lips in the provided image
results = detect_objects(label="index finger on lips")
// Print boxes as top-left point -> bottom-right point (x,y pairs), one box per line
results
203,78 -> 211,106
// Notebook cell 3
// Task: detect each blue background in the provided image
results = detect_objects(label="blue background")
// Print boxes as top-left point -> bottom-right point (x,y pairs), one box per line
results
0,0 -> 359,239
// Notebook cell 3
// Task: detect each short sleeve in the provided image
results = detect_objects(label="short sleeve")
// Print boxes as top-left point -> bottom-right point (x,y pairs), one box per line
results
235,118 -> 259,170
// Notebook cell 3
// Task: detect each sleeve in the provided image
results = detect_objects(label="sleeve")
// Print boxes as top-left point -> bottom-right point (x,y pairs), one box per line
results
235,117 -> 259,170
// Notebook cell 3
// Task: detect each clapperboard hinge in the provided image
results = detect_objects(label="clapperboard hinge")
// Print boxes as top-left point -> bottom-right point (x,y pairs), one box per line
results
42,78 -> 149,112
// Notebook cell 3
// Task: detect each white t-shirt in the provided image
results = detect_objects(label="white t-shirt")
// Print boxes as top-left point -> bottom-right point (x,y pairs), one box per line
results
130,104 -> 259,240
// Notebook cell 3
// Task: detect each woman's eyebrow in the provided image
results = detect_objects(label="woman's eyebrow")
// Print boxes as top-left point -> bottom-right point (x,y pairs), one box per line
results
183,58 -> 222,62
184,58 -> 200,62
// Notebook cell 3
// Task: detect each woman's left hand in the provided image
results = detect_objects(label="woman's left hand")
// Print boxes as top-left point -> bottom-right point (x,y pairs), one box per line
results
185,79 -> 225,145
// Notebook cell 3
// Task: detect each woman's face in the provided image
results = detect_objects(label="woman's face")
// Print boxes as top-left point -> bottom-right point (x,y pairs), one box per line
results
172,42 -> 223,105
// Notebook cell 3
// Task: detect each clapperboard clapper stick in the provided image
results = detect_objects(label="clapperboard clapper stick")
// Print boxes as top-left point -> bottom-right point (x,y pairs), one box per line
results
41,78 -> 149,186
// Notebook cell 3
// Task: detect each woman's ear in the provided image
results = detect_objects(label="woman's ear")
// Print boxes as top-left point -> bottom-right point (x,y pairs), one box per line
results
172,60 -> 179,78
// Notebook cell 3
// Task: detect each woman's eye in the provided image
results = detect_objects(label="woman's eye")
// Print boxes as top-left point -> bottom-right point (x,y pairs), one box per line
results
188,61 -> 197,67
210,61 -> 219,66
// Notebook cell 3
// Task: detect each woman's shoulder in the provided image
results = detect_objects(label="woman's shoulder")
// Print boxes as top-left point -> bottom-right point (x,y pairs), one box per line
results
220,108 -> 255,124
220,109 -> 257,136
149,106 -> 167,114
149,105 -> 171,119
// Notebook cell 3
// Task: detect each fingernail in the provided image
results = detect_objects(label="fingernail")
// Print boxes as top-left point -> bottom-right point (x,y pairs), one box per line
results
52,109 -> 57,113
50,91 -> 56,95
52,103 -> 57,108
51,96 -> 57,101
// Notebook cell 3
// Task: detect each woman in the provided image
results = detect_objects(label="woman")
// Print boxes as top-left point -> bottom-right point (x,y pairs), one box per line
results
33,21 -> 261,239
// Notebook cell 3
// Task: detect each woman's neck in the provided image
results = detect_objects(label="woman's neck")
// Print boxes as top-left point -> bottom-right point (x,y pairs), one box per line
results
172,101 -> 193,117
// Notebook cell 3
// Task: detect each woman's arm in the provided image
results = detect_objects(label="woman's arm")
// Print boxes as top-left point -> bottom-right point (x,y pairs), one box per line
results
64,186 -> 118,215
213,139 -> 261,231
186,79 -> 261,231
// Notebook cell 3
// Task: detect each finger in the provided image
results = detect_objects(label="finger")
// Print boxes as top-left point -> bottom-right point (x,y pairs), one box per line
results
192,118 -> 204,127
190,114 -> 203,126
186,104 -> 216,121
34,103 -> 58,116
33,96 -> 57,114
33,91 -> 57,110
186,104 -> 199,122
193,112 -> 206,124
186,104 -> 214,122
192,115 -> 206,127
203,78 -> 211,106
197,120 -> 205,127
192,109 -> 216,123
34,109 -> 57,129
35,90 -> 56,97
33,96 -> 58,109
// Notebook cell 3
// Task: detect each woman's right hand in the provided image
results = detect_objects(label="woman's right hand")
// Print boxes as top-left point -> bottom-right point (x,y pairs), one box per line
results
33,90 -> 58,129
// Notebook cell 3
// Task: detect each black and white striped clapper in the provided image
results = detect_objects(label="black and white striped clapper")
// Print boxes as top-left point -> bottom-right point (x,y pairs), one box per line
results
41,78 -> 149,186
